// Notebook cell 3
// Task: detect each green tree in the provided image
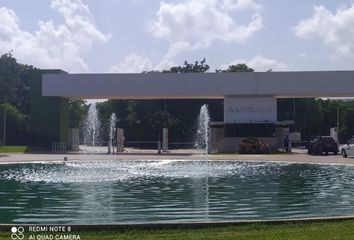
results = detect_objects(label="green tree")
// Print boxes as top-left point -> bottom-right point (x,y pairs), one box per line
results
0,53 -> 34,145
221,63 -> 254,72
278,98 -> 354,143
0,53 -> 22,103
165,58 -> 210,73
0,103 -> 30,145
341,101 -> 354,142
0,52 -> 34,111
0,103 -> 26,122
68,100 -> 87,128
150,110 -> 178,130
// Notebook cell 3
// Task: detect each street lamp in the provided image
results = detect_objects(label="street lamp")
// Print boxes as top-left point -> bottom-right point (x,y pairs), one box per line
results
2,109 -> 6,146
293,98 -> 296,121
337,105 -> 340,142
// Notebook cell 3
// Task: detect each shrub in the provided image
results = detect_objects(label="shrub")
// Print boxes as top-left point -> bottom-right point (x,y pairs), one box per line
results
237,137 -> 270,154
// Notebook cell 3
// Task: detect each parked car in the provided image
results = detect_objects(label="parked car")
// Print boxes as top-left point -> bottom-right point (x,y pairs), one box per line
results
307,136 -> 338,155
341,137 -> 354,158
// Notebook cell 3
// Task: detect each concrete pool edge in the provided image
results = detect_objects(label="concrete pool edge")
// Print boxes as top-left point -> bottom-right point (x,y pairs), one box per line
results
1,216 -> 354,231
1,160 -> 354,230
1,152 -> 354,166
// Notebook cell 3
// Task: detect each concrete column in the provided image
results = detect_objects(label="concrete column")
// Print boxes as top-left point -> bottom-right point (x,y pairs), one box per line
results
162,128 -> 168,153
157,140 -> 162,154
68,128 -> 79,151
330,127 -> 339,143
108,142 -> 111,154
117,128 -> 125,153
209,126 -> 224,153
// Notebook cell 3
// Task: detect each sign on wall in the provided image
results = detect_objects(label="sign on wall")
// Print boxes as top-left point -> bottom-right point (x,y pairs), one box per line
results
224,97 -> 277,123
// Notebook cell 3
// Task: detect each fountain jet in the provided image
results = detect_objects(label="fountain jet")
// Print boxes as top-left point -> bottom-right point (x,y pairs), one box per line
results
195,104 -> 210,155
108,113 -> 117,154
83,102 -> 100,147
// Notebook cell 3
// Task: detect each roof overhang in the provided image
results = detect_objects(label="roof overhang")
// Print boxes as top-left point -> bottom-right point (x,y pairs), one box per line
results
42,71 -> 354,99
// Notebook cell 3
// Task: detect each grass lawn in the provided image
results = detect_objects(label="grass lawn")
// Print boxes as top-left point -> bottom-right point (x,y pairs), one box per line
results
1,220 -> 354,240
0,145 -> 28,153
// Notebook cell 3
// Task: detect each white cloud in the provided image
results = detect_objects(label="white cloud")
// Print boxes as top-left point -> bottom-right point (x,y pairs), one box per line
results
0,0 -> 109,72
112,53 -> 288,73
164,41 -> 195,59
50,0 -> 108,48
113,54 -> 286,74
148,0 -> 263,59
110,53 -> 154,73
0,7 -> 19,40
155,59 -> 176,71
294,4 -> 354,58
298,52 -> 309,59
222,55 -> 288,71
110,53 -> 176,73
221,0 -> 262,11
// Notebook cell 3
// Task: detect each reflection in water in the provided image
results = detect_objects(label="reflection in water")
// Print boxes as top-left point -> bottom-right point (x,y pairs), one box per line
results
0,160 -> 354,224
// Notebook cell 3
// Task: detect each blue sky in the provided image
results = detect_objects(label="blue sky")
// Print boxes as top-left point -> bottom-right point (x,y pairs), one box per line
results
1,0 -> 354,73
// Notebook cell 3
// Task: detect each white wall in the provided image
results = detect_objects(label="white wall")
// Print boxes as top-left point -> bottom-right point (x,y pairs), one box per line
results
224,97 -> 277,123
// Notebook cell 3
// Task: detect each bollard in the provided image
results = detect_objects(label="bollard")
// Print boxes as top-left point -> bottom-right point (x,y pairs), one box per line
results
162,128 -> 168,153
117,128 -> 125,153
157,140 -> 162,154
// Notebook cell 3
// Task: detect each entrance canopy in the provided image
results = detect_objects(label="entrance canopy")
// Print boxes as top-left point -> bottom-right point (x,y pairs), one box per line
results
42,71 -> 354,99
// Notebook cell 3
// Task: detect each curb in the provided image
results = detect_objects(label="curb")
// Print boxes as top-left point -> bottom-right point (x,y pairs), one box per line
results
1,216 -> 354,232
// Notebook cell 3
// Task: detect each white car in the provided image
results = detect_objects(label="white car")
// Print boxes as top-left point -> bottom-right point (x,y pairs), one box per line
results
341,138 -> 354,157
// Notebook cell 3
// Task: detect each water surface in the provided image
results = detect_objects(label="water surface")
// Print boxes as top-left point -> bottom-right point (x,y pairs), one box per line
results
0,160 -> 353,224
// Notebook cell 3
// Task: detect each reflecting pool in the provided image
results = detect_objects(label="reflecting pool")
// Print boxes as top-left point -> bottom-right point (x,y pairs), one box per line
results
0,160 -> 354,224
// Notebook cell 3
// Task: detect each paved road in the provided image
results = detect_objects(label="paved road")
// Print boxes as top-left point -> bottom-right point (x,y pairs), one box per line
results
0,148 -> 353,165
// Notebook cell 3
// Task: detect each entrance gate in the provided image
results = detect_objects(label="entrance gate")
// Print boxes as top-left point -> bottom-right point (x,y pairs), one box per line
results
32,71 -> 354,152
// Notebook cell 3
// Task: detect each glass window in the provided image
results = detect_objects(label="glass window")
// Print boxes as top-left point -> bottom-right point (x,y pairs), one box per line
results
225,123 -> 275,138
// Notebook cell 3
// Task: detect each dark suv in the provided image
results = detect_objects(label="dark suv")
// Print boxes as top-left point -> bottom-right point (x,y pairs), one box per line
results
307,136 -> 338,155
